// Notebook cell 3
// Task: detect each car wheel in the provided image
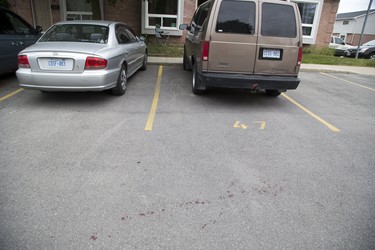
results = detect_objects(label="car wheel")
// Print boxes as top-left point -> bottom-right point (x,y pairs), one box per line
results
111,65 -> 127,96
192,64 -> 205,95
368,53 -> 375,60
265,89 -> 281,97
183,47 -> 191,70
140,52 -> 147,70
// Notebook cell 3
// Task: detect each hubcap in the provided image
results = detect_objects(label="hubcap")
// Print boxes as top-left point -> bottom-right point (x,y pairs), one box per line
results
370,54 -> 375,60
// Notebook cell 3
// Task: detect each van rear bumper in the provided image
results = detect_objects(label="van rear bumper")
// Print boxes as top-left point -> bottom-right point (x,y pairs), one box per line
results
198,71 -> 300,90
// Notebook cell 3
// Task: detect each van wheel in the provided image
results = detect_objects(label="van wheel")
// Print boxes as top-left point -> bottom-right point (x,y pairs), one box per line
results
111,65 -> 127,96
192,64 -> 205,95
265,89 -> 281,97
368,53 -> 375,60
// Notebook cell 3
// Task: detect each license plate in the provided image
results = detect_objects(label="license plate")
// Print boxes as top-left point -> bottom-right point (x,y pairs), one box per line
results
38,58 -> 74,71
48,59 -> 66,67
263,49 -> 281,59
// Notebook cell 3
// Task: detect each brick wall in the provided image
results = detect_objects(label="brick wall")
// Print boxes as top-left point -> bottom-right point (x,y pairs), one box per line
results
104,0 -> 141,35
149,0 -> 197,44
50,0 -> 60,25
315,0 -> 340,47
174,0 -> 196,43
7,0 -> 342,47
346,34 -> 375,45
10,0 -> 33,25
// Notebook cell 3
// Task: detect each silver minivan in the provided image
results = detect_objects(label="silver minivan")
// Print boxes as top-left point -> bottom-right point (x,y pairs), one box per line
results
179,0 -> 303,96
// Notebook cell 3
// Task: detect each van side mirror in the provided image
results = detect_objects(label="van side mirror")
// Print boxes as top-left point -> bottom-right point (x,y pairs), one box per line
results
179,24 -> 190,31
139,36 -> 146,42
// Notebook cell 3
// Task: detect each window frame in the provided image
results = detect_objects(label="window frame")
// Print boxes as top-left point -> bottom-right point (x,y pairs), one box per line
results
291,0 -> 322,44
59,0 -> 104,21
142,0 -> 183,36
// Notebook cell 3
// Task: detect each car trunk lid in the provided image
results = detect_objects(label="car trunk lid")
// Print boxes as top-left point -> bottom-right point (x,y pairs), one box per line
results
21,42 -> 107,73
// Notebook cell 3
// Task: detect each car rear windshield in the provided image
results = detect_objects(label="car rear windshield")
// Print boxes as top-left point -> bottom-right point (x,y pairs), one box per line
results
261,3 -> 297,38
216,0 -> 256,35
40,24 -> 109,44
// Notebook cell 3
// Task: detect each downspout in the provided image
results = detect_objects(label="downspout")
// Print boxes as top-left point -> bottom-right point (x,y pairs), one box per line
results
30,0 -> 36,27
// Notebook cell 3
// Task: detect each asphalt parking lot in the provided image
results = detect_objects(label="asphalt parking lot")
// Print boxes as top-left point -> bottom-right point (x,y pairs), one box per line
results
0,65 -> 374,249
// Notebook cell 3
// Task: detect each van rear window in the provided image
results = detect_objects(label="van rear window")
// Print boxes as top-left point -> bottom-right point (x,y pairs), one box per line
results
261,3 -> 297,38
216,0 -> 255,35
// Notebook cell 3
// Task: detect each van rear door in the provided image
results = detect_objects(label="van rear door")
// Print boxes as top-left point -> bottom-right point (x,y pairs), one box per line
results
255,1 -> 301,76
207,0 -> 258,74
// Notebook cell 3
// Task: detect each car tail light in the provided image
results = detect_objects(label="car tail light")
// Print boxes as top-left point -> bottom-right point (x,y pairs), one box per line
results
85,57 -> 107,70
18,55 -> 30,68
202,41 -> 210,61
297,47 -> 303,66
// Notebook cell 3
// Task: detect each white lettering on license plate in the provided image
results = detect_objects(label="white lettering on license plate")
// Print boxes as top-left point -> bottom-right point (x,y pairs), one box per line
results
48,59 -> 66,67
263,49 -> 281,59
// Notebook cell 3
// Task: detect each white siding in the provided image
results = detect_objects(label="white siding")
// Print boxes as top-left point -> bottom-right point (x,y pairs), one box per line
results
333,13 -> 375,36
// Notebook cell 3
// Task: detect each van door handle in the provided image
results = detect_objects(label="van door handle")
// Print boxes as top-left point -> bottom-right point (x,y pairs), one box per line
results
19,41 -> 25,45
12,42 -> 19,46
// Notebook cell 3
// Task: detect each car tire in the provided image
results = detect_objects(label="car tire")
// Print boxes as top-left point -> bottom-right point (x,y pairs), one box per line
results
265,89 -> 281,97
183,47 -> 191,71
140,52 -> 147,70
192,64 -> 205,95
368,53 -> 375,60
111,65 -> 127,96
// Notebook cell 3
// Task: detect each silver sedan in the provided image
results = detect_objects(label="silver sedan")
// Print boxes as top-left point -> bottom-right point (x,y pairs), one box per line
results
16,20 -> 147,95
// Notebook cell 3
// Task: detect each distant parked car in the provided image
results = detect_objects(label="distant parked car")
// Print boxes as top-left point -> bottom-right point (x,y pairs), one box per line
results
330,36 -> 353,56
329,36 -> 346,49
343,40 -> 375,60
0,6 -> 42,75
16,20 -> 147,95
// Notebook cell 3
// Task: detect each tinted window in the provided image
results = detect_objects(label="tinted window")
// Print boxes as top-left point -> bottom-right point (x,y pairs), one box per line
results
194,2 -> 210,27
261,3 -> 296,38
0,9 -> 35,35
40,24 -> 109,43
125,27 -> 136,43
116,25 -> 132,44
216,0 -> 255,35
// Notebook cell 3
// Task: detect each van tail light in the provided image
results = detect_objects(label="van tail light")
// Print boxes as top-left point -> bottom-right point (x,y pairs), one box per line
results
297,47 -> 303,66
85,57 -> 107,70
18,55 -> 30,68
202,41 -> 210,61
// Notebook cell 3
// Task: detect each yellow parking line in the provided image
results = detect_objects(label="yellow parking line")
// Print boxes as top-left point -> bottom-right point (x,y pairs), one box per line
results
281,93 -> 340,132
0,88 -> 24,102
320,72 -> 375,92
145,66 -> 163,131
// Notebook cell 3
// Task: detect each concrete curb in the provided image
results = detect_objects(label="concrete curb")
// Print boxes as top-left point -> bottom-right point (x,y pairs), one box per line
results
148,57 -> 375,76
148,57 -> 182,65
